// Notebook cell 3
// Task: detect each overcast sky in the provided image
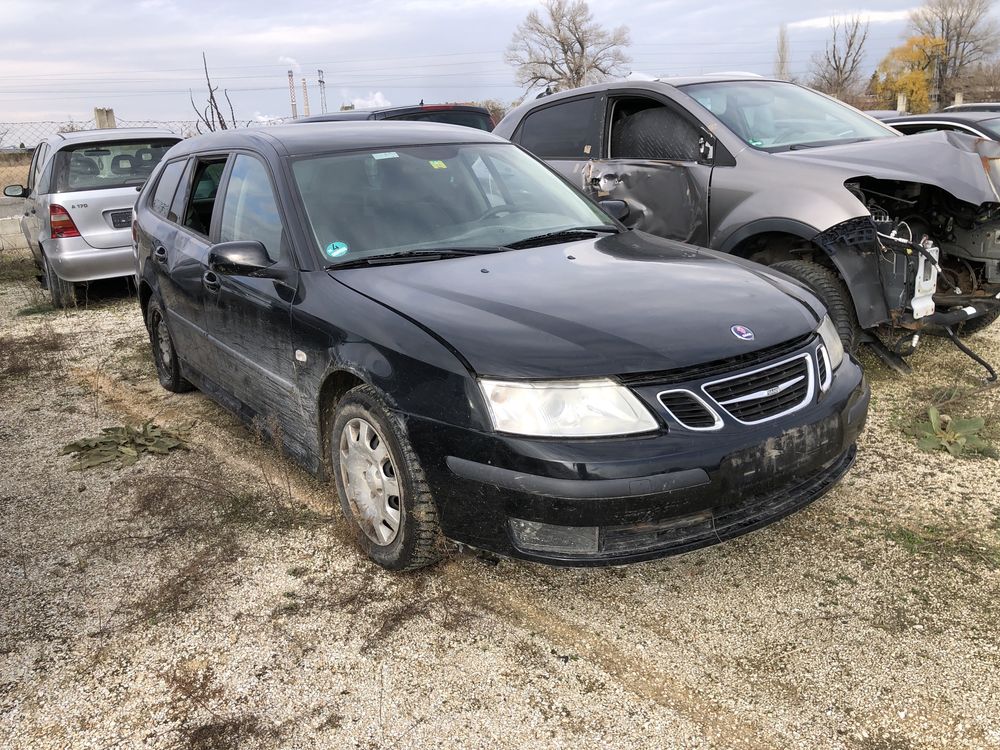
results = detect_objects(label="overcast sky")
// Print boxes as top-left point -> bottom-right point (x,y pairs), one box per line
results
0,1 -> 953,124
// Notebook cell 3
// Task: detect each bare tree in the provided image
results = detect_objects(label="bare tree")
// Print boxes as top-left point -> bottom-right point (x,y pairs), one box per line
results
909,0 -> 1000,102
505,0 -> 630,91
809,16 -> 870,99
189,52 -> 237,133
774,23 -> 792,80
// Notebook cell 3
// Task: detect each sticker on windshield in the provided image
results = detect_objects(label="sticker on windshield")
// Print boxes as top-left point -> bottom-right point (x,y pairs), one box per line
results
372,152 -> 398,160
428,160 -> 448,169
325,241 -> 349,258
749,139 -> 764,147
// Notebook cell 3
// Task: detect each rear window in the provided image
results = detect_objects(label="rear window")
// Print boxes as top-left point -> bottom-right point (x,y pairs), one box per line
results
53,139 -> 178,193
390,110 -> 494,131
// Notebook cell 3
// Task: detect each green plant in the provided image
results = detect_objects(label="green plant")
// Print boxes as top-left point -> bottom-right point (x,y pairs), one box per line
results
61,421 -> 193,470
907,406 -> 996,458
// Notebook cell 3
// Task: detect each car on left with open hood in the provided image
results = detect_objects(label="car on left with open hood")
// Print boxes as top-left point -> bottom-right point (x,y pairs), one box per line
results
132,122 -> 869,570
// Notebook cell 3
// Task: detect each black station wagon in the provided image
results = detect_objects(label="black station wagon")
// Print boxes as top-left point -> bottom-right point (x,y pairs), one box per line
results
133,122 -> 869,570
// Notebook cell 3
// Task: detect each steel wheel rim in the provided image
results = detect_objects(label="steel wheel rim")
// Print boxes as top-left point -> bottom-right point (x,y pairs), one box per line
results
339,417 -> 402,546
154,313 -> 173,369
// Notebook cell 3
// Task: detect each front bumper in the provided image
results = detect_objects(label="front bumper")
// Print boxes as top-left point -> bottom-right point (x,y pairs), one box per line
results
407,355 -> 869,566
41,236 -> 136,283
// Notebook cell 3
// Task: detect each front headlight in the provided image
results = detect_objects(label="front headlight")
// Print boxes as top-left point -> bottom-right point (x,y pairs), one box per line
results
478,378 -> 659,437
817,315 -> 845,370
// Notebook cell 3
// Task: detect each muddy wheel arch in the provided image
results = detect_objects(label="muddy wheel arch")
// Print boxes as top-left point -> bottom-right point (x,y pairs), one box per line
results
723,220 -> 891,330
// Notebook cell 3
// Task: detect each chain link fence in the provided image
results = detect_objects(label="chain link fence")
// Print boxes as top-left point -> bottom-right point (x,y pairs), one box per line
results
0,118 -> 292,221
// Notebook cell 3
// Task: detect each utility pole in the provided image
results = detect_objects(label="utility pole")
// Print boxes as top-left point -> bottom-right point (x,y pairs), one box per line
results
318,69 -> 328,114
94,107 -> 116,128
287,70 -> 298,119
301,78 -> 310,117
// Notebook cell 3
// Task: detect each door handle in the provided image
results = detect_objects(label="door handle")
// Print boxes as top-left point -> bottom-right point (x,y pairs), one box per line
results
152,246 -> 167,265
590,174 -> 619,191
203,271 -> 221,293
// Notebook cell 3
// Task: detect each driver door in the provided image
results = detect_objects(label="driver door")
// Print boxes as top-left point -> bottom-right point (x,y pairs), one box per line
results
588,92 -> 714,246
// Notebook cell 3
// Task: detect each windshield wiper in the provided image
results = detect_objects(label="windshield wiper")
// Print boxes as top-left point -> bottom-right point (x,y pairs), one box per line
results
325,247 -> 501,270
504,225 -> 619,250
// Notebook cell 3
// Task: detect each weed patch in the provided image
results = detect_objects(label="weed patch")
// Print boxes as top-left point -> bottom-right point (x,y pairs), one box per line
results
887,524 -> 1000,568
0,327 -> 65,384
61,422 -> 193,470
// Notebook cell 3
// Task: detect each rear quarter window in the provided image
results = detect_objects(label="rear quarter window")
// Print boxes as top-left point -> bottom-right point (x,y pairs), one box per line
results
515,98 -> 596,158
53,139 -> 178,193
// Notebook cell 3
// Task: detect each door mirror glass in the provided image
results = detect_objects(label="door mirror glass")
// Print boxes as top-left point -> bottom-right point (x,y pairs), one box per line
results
208,240 -> 276,277
3,184 -> 27,198
598,199 -> 630,221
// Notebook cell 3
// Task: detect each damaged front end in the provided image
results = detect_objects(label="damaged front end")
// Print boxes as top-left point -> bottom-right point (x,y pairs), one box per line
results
816,190 -> 1000,377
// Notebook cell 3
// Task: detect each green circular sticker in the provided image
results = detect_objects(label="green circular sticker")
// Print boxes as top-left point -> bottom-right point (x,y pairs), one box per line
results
325,241 -> 349,258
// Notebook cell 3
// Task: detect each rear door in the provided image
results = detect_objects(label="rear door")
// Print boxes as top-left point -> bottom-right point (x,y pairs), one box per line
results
201,151 -> 299,424
48,138 -> 178,249
511,95 -> 602,192
588,91 -> 714,245
154,155 -> 230,374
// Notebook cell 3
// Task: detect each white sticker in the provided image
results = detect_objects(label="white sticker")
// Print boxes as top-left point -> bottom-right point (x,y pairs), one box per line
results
372,151 -> 398,160
963,306 -> 978,316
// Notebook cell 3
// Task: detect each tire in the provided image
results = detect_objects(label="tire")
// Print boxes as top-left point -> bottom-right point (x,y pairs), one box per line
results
770,259 -> 860,352
331,384 -> 446,571
956,306 -> 1000,337
43,254 -> 77,308
146,296 -> 193,393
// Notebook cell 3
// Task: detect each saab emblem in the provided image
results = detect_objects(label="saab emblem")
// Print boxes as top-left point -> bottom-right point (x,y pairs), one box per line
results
731,324 -> 755,341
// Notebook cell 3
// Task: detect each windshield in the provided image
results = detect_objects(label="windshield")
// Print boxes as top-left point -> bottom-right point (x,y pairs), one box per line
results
53,139 -> 177,192
682,80 -> 897,152
291,142 -> 612,264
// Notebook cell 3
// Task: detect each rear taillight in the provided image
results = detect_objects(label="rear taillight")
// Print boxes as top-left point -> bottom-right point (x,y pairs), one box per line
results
49,204 -> 81,239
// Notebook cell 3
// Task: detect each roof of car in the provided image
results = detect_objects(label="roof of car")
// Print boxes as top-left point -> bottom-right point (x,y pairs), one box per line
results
884,111 -> 1000,125
298,103 -> 490,123
51,127 -> 180,144
167,121 -> 505,157
943,102 -> 1000,111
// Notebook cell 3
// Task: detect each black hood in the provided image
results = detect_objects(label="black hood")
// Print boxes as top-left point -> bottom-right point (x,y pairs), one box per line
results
330,232 -> 821,379
777,130 -> 1000,206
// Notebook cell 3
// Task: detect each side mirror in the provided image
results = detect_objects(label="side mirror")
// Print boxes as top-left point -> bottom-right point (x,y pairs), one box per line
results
208,240 -> 278,278
3,185 -> 27,198
598,199 -> 630,222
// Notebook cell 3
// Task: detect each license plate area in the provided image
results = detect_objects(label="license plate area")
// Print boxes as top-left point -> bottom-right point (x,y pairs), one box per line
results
110,210 -> 132,229
722,414 -> 842,488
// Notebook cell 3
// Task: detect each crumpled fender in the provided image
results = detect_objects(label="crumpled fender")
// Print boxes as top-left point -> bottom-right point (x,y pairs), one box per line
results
776,129 -> 1000,206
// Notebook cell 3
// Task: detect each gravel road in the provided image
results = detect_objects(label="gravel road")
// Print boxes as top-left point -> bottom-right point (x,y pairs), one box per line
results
1,244 -> 998,749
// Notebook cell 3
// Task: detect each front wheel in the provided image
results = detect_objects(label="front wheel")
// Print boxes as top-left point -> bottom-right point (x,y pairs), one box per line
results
770,259 -> 860,352
331,384 -> 445,570
146,297 -> 193,393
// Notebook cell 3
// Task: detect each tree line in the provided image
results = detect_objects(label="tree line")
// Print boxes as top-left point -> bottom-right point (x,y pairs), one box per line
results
501,0 -> 1000,117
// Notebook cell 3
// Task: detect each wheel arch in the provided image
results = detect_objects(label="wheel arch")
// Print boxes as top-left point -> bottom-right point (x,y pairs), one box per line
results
317,367 -> 367,480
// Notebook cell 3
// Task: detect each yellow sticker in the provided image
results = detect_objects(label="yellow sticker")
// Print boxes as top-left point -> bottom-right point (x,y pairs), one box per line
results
429,160 -> 448,169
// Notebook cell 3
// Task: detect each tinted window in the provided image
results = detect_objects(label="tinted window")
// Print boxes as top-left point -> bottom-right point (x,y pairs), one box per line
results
219,155 -> 284,261
610,98 -> 701,160
516,98 -> 596,158
149,160 -> 186,221
52,139 -> 177,192
392,110 -> 494,131
182,159 -> 226,236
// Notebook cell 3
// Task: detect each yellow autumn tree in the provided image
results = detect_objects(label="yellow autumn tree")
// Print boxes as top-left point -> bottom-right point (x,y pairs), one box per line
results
874,35 -> 946,113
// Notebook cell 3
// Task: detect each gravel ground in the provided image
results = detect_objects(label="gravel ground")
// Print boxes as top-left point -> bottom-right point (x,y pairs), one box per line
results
1,244 -> 999,749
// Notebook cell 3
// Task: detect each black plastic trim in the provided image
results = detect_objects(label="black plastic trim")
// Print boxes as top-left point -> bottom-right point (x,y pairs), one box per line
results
446,456 -> 710,499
